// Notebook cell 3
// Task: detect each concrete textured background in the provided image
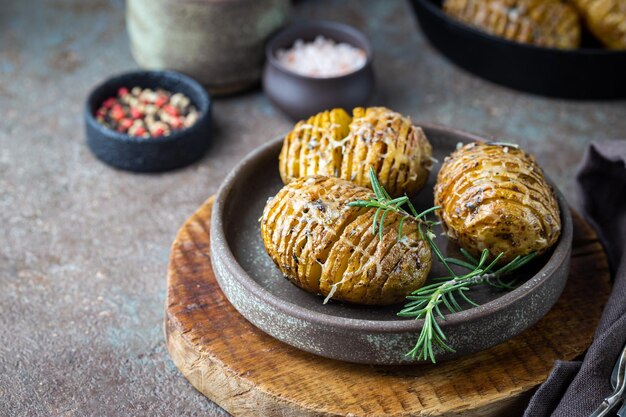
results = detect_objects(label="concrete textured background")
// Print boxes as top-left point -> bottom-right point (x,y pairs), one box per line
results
0,0 -> 624,416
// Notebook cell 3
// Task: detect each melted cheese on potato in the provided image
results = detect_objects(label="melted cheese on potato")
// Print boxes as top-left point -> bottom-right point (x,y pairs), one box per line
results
279,107 -> 433,198
261,176 -> 432,305
434,142 -> 561,263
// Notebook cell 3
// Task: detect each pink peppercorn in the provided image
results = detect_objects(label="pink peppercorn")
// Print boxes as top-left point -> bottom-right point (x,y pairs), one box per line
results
154,96 -> 167,107
130,107 -> 143,119
111,105 -> 125,121
118,87 -> 129,97
163,104 -> 178,117
102,97 -> 116,108
119,118 -> 133,130
170,118 -> 183,129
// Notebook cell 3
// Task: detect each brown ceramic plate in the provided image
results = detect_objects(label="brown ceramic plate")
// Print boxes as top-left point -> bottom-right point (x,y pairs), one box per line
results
210,125 -> 573,365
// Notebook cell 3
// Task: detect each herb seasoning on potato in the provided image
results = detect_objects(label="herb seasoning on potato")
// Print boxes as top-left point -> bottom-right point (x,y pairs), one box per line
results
260,175 -> 432,305
434,142 -> 561,263
279,107 -> 433,198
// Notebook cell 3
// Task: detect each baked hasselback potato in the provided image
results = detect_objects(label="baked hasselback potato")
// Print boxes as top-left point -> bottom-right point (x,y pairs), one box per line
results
260,176 -> 432,305
434,142 -> 561,264
443,0 -> 581,49
572,0 -> 626,49
278,107 -> 433,198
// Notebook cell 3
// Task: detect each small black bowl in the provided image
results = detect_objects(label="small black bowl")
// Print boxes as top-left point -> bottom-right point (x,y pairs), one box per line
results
263,20 -> 375,120
85,70 -> 212,172
410,0 -> 626,99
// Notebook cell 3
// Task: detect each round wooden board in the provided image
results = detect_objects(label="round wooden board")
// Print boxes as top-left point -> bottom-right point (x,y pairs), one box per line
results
165,196 -> 611,417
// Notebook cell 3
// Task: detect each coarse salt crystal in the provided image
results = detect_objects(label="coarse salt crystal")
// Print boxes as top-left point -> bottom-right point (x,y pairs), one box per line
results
276,36 -> 367,78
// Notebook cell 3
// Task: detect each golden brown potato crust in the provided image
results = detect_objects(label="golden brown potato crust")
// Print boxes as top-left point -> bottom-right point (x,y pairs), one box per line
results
443,0 -> 581,48
261,176 -> 432,305
572,0 -> 626,48
278,107 -> 433,198
434,142 -> 561,263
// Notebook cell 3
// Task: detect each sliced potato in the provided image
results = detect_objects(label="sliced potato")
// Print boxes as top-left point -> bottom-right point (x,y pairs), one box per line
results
434,142 -> 561,263
443,0 -> 581,49
260,176 -> 432,305
572,0 -> 626,49
279,107 -> 433,198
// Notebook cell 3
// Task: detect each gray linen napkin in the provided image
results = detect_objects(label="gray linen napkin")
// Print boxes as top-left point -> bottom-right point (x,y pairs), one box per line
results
524,141 -> 626,417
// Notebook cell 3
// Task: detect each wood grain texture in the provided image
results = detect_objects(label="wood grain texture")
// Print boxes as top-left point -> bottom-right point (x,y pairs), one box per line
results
165,196 -> 611,417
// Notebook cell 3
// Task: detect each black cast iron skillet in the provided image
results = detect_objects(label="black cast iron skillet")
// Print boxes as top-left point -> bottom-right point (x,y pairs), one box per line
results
410,0 -> 626,99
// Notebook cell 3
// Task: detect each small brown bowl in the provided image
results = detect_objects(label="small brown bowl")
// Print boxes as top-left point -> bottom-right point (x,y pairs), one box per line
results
262,20 -> 375,120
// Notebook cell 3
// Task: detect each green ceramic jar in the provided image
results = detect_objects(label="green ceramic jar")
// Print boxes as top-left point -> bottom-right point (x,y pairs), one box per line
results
127,0 -> 290,95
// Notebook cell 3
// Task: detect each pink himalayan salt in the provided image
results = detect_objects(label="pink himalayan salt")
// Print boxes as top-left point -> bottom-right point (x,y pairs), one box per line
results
276,36 -> 367,78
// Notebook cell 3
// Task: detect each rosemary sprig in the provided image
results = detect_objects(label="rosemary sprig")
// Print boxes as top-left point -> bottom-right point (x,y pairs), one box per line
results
348,168 -> 536,363
398,251 -> 535,362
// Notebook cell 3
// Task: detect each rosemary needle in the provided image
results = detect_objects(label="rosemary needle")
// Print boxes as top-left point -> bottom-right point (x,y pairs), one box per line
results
348,167 -> 536,363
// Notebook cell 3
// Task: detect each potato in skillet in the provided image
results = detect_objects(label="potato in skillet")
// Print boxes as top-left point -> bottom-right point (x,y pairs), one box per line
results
260,175 -> 432,305
278,107 -> 433,198
443,0 -> 581,49
572,0 -> 626,49
434,142 -> 561,264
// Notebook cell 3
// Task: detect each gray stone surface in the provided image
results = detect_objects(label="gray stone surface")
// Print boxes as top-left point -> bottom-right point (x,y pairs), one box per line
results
0,0 -> 624,416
